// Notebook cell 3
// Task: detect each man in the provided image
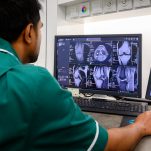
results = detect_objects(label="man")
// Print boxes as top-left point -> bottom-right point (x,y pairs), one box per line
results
0,0 -> 151,151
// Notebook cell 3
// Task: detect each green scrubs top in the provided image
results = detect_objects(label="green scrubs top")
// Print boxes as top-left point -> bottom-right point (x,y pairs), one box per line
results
0,38 -> 108,151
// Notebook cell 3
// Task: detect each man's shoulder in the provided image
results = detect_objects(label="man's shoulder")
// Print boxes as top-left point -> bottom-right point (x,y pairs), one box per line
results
7,64 -> 58,89
5,64 -> 61,98
12,64 -> 52,80
15,64 -> 48,73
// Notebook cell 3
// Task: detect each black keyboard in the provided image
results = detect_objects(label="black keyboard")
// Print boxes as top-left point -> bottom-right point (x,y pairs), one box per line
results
73,97 -> 148,116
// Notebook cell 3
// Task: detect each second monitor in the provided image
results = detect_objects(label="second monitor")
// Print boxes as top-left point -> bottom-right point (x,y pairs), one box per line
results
54,34 -> 142,98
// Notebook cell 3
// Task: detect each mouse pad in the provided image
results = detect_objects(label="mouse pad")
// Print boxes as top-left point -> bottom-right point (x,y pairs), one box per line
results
120,116 -> 137,127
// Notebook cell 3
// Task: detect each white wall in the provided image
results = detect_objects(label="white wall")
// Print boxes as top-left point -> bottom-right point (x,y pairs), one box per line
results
35,0 -> 47,67
57,23 -> 84,35
46,0 -> 57,74
57,4 -> 84,35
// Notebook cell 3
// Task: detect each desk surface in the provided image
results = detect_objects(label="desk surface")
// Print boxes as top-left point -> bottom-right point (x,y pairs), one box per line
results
86,112 -> 151,151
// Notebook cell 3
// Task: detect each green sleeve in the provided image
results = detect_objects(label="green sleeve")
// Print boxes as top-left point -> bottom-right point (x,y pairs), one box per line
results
93,126 -> 108,151
28,66 -> 108,151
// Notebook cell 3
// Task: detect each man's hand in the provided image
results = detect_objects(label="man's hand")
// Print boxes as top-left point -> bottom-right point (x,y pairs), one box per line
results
105,111 -> 151,151
134,111 -> 151,137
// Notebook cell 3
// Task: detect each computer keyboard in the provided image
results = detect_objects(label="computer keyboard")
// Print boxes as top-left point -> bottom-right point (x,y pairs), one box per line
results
73,96 -> 148,116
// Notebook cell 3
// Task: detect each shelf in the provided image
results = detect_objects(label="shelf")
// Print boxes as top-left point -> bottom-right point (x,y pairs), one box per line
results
77,7 -> 151,23
58,0 -> 87,6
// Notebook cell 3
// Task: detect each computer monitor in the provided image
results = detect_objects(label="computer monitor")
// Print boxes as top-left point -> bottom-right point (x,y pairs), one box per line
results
146,69 -> 151,100
54,34 -> 142,98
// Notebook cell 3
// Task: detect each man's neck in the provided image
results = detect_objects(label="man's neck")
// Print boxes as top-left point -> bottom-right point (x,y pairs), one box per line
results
11,40 -> 29,64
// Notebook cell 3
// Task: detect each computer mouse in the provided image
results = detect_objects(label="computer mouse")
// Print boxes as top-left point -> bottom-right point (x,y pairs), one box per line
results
128,119 -> 135,124
120,116 -> 136,127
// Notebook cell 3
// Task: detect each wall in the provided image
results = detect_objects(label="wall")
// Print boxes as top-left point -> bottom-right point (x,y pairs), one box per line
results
57,4 -> 84,35
57,23 -> 84,35
46,2 -> 84,74
35,0 -> 47,67
46,0 -> 57,73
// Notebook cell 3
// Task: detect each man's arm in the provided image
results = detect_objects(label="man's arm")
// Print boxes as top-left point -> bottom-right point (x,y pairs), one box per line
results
105,111 -> 151,151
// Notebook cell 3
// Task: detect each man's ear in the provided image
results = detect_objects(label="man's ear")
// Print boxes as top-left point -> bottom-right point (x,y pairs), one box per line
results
24,23 -> 34,44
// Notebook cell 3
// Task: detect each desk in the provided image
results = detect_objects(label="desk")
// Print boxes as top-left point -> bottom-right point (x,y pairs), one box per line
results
86,112 -> 151,151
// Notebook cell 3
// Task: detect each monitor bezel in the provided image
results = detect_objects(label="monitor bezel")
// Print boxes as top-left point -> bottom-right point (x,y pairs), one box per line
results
54,34 -> 142,98
145,69 -> 151,100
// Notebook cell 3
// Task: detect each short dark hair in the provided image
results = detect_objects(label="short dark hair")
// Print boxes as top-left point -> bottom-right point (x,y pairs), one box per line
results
0,0 -> 41,43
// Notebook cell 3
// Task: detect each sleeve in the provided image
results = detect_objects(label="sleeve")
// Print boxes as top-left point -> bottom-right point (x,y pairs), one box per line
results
29,67 -> 108,151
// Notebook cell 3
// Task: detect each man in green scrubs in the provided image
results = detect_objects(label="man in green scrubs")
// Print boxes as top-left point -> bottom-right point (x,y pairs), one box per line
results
1,0 -> 151,151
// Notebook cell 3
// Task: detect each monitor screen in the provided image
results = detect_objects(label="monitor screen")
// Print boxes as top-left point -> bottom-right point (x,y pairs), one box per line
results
146,69 -> 151,100
54,34 -> 142,98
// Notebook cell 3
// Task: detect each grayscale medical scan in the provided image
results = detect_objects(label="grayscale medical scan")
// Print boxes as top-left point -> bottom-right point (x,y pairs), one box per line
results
55,35 -> 141,97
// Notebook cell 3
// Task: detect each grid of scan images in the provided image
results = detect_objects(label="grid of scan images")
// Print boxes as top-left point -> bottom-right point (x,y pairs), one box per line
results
56,36 -> 140,94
